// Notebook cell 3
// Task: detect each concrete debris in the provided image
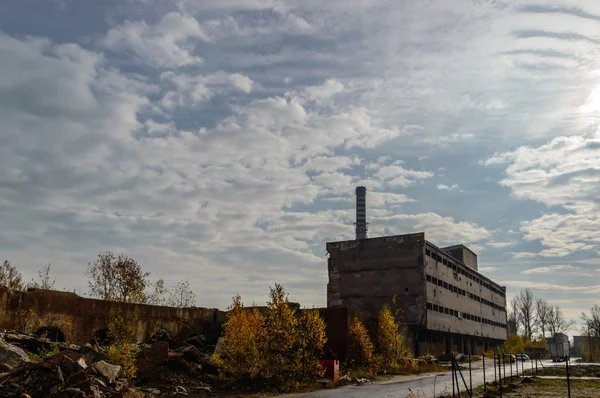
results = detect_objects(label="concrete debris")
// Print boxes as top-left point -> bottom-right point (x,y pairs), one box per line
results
92,360 -> 121,382
0,329 -> 220,397
0,350 -> 138,398
0,339 -> 31,368
354,377 -> 371,385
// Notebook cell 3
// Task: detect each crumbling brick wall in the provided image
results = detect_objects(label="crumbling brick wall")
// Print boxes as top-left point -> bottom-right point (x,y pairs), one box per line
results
0,287 -> 226,344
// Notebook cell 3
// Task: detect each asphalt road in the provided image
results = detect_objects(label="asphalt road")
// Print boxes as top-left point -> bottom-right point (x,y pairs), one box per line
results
283,359 -> 577,398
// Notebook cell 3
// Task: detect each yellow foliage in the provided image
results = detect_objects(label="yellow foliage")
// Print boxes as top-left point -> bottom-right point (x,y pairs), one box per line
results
105,309 -> 137,378
264,284 -> 300,378
348,316 -> 376,367
107,342 -> 137,378
216,294 -> 265,377
296,309 -> 327,379
377,305 -> 410,367
216,284 -> 327,386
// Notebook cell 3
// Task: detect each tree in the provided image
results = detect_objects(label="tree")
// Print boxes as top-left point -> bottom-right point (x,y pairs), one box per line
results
296,309 -> 327,379
86,252 -> 149,303
377,305 -> 410,367
348,316 -> 376,367
28,263 -> 56,290
167,280 -> 196,308
547,304 -> 573,335
0,260 -> 25,291
515,288 -> 537,340
146,278 -> 168,306
263,283 -> 298,379
508,297 -> 519,334
536,298 -> 552,337
214,294 -> 265,377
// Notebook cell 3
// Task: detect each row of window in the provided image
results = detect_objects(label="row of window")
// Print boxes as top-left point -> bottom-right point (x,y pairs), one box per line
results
426,302 -> 507,329
426,274 -> 506,312
426,249 -> 505,298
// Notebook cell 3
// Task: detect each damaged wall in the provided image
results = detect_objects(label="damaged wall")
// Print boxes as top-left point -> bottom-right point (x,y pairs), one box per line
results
327,232 -> 427,326
0,287 -> 226,344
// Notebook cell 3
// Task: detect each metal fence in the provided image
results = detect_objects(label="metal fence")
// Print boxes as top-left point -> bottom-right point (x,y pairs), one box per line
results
448,352 -> 572,398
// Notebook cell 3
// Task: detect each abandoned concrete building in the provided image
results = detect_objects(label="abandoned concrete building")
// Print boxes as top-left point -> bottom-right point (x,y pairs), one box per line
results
326,187 -> 508,357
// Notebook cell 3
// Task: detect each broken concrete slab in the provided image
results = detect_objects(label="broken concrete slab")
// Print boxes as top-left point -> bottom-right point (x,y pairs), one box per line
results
0,338 -> 31,367
92,360 -> 121,382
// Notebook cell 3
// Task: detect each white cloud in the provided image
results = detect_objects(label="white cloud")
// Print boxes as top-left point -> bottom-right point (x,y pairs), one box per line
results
437,184 -> 459,191
102,12 -> 210,68
371,164 -> 434,187
487,241 -> 517,249
521,264 -> 579,275
159,71 -> 253,109
487,133 -> 600,257
479,266 -> 499,273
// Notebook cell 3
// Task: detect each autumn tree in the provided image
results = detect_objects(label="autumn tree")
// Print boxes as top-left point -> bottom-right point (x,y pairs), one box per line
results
295,309 -> 327,379
86,252 -> 149,303
28,263 -> 56,290
0,260 -> 25,291
263,283 -> 299,379
214,294 -> 265,377
377,305 -> 410,367
167,280 -> 196,308
348,316 -> 376,367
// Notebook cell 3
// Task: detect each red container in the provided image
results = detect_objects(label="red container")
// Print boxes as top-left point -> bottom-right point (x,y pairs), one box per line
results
319,359 -> 339,382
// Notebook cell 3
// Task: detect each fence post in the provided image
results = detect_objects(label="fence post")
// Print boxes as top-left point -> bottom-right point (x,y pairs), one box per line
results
535,355 -> 538,375
510,353 -> 513,381
515,354 -> 518,377
531,357 -> 534,375
494,353 -> 497,385
452,356 -> 456,398
498,353 -> 503,397
566,355 -> 571,398
469,354 -> 472,394
483,353 -> 487,393
502,353 -> 506,382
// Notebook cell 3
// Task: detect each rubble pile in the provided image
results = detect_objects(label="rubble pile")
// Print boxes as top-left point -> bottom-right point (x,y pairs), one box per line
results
0,328 -> 220,398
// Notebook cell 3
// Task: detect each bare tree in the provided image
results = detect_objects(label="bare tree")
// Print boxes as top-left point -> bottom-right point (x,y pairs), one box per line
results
547,304 -> 573,336
28,263 -> 56,290
515,288 -> 537,340
536,298 -> 552,338
146,278 -> 168,306
508,297 -> 519,334
167,280 -> 196,308
86,252 -> 149,303
583,305 -> 600,337
0,260 -> 25,291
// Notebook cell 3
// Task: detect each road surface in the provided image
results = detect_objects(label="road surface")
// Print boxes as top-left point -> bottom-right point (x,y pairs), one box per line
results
283,359 -> 578,398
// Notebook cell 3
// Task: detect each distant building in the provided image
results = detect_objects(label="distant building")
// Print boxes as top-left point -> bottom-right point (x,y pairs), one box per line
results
327,232 -> 508,357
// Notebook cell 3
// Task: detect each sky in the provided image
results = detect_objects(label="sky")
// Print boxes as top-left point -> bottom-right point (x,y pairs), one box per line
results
1,0 -> 600,329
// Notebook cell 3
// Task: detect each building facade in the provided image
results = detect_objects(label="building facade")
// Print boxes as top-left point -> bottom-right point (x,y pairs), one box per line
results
327,232 -> 508,356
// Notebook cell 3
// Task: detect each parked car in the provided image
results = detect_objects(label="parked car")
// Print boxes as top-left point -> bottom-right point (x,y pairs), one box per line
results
515,354 -> 530,361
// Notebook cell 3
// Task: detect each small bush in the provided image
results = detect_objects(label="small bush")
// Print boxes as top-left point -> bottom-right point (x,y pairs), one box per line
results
30,344 -> 60,362
105,309 -> 137,378
107,342 -> 137,378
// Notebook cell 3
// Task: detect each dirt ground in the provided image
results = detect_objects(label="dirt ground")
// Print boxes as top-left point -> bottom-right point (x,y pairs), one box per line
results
525,364 -> 600,377
473,377 -> 600,398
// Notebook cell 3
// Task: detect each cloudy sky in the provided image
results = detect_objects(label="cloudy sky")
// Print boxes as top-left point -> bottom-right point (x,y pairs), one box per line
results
1,0 -> 600,324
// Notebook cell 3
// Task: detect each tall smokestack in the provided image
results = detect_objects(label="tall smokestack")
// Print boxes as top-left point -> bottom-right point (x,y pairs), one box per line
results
355,186 -> 368,240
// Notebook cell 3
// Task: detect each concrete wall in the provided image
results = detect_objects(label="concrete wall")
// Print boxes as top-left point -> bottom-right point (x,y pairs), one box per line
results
327,233 -> 427,326
425,243 -> 507,341
0,287 -> 226,344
